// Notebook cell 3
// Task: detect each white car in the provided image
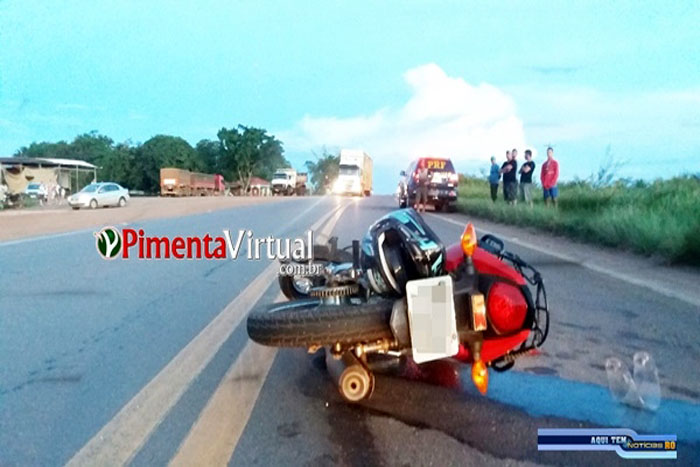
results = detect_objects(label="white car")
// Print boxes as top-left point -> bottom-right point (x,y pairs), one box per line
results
25,182 -> 48,200
69,182 -> 130,210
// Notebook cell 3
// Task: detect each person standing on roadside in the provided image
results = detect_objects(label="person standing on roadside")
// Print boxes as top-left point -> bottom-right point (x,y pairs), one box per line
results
499,150 -> 510,201
540,147 -> 560,206
414,159 -> 430,213
519,149 -> 536,207
488,156 -> 500,202
500,149 -> 518,205
510,148 -> 519,205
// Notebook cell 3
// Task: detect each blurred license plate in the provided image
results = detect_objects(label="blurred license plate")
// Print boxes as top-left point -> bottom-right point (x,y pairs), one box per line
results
428,190 -> 438,197
405,276 -> 459,363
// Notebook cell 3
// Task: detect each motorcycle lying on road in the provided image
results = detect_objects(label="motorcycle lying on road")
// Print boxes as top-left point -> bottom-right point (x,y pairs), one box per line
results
247,209 -> 549,402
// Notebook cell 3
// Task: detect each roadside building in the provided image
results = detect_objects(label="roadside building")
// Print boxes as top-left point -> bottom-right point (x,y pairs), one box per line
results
247,177 -> 271,196
0,157 -> 98,197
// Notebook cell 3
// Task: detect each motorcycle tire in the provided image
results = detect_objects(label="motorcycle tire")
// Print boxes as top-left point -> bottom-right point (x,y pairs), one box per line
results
247,298 -> 394,348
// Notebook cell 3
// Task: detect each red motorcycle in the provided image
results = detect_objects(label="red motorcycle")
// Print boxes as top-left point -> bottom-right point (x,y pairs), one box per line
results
247,209 -> 549,402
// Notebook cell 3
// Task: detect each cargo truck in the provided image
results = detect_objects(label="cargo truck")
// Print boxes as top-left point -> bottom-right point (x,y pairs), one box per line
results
333,149 -> 372,196
160,168 -> 225,196
270,168 -> 308,196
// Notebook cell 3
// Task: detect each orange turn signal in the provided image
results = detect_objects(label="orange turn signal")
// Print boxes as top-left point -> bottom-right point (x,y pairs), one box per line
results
461,223 -> 477,257
471,360 -> 489,394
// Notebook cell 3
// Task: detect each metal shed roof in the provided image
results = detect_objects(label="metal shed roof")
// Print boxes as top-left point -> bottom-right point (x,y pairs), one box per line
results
0,157 -> 97,169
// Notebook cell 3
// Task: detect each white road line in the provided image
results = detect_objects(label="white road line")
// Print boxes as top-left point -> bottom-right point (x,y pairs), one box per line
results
0,227 -> 96,246
170,199 -> 350,466
428,213 -> 700,308
315,199 -> 348,244
66,200 -> 345,466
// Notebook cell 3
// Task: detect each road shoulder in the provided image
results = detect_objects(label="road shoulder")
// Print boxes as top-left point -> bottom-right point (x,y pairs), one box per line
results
0,196 -> 305,243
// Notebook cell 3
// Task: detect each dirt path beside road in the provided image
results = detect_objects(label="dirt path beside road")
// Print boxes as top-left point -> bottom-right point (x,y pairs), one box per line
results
0,196 -> 299,242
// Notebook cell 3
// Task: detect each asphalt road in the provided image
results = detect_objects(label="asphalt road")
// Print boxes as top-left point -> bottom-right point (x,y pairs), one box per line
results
1,195 -> 698,466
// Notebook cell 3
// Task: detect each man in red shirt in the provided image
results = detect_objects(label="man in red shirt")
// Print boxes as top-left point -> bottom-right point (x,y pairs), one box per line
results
540,147 -> 559,206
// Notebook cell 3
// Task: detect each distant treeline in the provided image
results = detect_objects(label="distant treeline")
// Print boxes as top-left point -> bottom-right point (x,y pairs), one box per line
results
14,126 -> 288,193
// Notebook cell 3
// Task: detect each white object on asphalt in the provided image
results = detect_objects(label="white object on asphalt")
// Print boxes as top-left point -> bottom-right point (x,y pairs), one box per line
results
605,351 -> 661,411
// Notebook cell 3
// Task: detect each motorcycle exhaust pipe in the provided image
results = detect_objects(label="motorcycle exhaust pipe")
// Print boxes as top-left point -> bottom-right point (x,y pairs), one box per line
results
325,349 -> 374,402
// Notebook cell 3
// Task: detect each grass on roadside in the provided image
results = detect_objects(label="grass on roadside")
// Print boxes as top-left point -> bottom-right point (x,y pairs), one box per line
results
456,175 -> 700,266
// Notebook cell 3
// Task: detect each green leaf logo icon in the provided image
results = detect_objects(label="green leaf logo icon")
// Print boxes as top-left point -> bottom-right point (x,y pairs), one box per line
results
95,227 -> 122,259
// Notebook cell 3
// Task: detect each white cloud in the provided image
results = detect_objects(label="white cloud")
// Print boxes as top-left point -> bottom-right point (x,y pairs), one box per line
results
280,64 -> 528,168
507,84 -> 700,145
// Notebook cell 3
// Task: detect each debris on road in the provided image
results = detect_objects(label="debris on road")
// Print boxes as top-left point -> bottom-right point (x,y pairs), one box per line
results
605,351 -> 661,411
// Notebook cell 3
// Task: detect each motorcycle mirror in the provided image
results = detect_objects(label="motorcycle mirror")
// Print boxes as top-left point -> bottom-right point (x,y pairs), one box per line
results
479,234 -> 504,255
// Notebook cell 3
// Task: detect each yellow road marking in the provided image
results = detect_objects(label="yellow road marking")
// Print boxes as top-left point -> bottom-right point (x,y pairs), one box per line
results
170,199 -> 351,465
169,298 -> 282,467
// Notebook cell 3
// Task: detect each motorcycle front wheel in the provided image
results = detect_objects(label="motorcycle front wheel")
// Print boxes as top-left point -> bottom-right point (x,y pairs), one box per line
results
247,299 -> 394,348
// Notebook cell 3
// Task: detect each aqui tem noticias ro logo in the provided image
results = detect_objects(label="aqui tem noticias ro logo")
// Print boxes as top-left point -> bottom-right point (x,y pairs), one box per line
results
95,226 -> 123,259
537,428 -> 677,460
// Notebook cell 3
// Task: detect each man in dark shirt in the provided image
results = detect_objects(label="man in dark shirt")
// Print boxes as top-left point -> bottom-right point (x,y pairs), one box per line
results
500,149 -> 518,204
519,149 -> 536,207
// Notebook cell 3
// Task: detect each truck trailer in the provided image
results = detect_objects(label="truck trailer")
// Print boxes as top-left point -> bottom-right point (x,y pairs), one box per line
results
160,168 -> 225,196
333,149 -> 372,196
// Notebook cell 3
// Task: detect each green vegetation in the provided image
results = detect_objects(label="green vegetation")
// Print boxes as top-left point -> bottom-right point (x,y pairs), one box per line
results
305,149 -> 340,194
217,126 -> 286,191
14,126 -> 287,194
457,175 -> 700,266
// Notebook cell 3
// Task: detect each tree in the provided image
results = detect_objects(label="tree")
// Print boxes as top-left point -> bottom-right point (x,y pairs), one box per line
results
16,131 -> 115,165
305,148 -> 340,194
16,132 -> 123,190
15,141 -> 72,159
195,139 -> 223,174
217,125 -> 287,193
99,143 -> 141,190
256,135 -> 288,181
590,144 -> 627,188
10,125 -> 287,194
136,135 -> 201,193
70,132 -> 114,165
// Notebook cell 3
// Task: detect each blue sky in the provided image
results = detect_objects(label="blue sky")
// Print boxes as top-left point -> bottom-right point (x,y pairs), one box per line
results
1,1 -> 698,193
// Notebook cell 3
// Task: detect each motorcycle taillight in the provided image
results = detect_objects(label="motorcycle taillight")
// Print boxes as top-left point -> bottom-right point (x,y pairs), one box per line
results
486,282 -> 527,334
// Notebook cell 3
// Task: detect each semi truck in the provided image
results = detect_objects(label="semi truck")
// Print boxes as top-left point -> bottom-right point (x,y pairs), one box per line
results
333,149 -> 372,196
270,168 -> 308,196
160,168 -> 225,196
